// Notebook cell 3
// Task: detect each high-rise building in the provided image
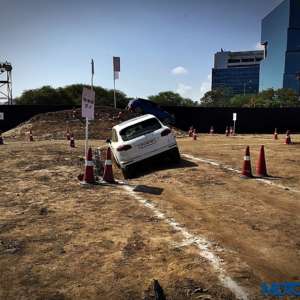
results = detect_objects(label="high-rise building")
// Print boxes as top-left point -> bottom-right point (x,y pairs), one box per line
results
259,0 -> 300,93
211,50 -> 264,95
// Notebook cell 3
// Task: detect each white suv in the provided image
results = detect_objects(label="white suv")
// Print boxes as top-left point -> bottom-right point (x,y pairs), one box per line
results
107,114 -> 180,178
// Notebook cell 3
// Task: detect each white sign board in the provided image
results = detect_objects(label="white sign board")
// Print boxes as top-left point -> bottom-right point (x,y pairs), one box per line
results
233,113 -> 237,121
81,87 -> 95,120
0,112 -> 4,120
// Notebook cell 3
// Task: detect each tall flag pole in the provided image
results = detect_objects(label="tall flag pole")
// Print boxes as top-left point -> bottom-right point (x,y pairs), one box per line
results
84,58 -> 94,157
113,56 -> 120,109
91,59 -> 94,87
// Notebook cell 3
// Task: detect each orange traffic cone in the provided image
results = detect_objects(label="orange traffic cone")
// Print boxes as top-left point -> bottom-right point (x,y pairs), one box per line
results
29,130 -> 34,142
285,130 -> 292,145
102,147 -> 116,183
256,145 -> 268,177
193,129 -> 197,140
0,133 -> 4,145
225,126 -> 229,136
70,133 -> 75,148
273,128 -> 278,140
241,146 -> 253,178
209,126 -> 214,135
66,129 -> 71,141
83,147 -> 95,184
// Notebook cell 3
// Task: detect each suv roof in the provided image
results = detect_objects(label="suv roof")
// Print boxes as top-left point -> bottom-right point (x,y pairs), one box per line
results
128,98 -> 157,105
114,114 -> 158,131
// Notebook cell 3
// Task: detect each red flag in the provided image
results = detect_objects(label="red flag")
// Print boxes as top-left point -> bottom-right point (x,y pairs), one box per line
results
113,57 -> 120,72
113,57 -> 120,80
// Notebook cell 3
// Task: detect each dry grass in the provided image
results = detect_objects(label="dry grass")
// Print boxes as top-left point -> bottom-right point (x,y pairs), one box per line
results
0,133 -> 299,299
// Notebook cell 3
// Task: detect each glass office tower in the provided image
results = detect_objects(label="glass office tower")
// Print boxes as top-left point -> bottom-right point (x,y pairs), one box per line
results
260,0 -> 300,93
212,51 -> 264,95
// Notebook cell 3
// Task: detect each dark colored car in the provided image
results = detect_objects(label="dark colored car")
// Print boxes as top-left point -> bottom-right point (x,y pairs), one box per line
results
127,98 -> 175,125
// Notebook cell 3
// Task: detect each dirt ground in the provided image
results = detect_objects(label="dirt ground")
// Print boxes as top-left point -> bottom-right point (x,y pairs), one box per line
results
0,133 -> 299,300
3,107 -> 139,141
2,107 -> 185,142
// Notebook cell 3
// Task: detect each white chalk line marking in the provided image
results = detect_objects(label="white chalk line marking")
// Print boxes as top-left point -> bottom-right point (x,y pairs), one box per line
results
122,185 -> 249,300
183,153 -> 300,194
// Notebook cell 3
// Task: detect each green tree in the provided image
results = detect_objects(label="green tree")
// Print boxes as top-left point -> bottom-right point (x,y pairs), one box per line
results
148,91 -> 198,106
200,87 -> 233,107
275,88 -> 300,107
105,89 -> 129,108
250,88 -> 300,107
200,88 -> 300,108
15,84 -> 300,108
15,86 -> 75,105
15,84 -> 130,107
62,84 -> 129,107
229,94 -> 254,107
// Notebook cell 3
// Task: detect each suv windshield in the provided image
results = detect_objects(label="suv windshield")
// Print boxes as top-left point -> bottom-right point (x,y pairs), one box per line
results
120,118 -> 162,141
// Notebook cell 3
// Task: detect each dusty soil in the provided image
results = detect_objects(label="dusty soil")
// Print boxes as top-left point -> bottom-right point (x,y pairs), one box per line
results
0,132 -> 299,300
2,107 -> 186,142
3,107 -> 139,141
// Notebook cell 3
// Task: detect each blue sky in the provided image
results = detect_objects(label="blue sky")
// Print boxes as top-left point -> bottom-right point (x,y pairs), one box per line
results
1,0 -> 283,102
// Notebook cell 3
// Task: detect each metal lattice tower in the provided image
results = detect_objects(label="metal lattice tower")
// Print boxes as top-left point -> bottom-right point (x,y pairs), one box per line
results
0,61 -> 13,105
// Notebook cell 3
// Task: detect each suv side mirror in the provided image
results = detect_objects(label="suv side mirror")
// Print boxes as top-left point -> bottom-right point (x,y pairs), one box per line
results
106,138 -> 111,143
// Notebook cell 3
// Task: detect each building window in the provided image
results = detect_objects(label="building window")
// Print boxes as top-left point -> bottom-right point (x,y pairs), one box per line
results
228,59 -> 241,63
241,58 -> 255,62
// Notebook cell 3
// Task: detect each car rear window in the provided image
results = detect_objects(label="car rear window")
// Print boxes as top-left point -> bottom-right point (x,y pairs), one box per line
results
120,118 -> 162,141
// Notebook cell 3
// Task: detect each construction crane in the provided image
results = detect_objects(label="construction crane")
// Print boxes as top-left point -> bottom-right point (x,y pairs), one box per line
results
0,61 -> 13,105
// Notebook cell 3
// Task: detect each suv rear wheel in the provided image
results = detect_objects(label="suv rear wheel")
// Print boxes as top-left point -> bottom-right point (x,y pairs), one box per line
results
169,147 -> 181,163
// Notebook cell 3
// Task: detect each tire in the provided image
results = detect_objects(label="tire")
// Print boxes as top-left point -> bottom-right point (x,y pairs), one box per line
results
169,147 -> 181,163
121,165 -> 135,179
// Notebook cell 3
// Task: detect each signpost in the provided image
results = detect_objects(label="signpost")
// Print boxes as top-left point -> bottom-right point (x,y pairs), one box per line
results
233,112 -> 237,135
0,112 -> 4,120
82,59 -> 95,157
113,56 -> 120,109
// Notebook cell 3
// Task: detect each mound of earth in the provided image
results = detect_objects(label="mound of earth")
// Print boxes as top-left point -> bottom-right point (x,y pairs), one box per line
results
3,106 -> 186,141
3,106 -> 140,141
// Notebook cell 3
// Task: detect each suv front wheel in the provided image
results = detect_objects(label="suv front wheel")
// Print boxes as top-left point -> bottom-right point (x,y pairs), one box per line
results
121,165 -> 135,179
